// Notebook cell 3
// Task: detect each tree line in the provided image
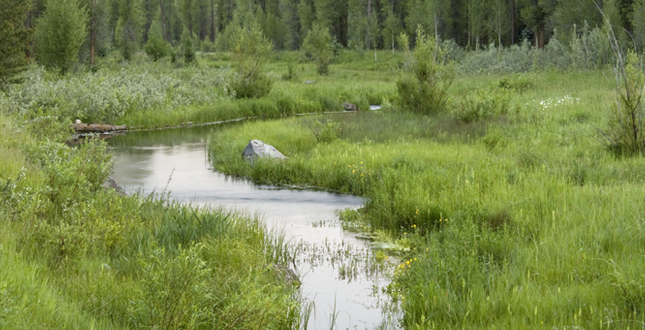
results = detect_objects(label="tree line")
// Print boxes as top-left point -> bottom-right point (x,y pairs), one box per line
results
3,0 -> 645,73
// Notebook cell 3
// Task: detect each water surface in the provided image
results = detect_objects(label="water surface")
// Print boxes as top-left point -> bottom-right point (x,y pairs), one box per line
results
108,126 -> 398,330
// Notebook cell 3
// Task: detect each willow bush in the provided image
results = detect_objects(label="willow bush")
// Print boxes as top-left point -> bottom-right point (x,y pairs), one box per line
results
396,27 -> 454,115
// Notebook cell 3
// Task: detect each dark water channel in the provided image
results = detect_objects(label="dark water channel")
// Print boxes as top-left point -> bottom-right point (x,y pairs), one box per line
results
107,125 -> 399,330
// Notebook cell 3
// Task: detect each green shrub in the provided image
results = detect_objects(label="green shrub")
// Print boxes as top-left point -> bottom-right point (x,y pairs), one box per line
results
497,73 -> 534,93
303,24 -> 334,75
396,27 -> 454,115
227,23 -> 273,98
201,39 -> 216,53
143,34 -> 170,62
281,61 -> 298,81
35,0 -> 88,74
452,87 -> 511,123
604,50 -> 645,155
313,120 -> 341,143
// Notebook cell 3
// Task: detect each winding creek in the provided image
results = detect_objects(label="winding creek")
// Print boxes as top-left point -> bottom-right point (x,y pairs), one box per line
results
107,125 -> 399,330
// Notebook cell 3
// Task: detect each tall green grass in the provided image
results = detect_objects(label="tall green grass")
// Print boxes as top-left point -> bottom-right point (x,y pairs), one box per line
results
0,110 -> 301,328
208,70 -> 645,328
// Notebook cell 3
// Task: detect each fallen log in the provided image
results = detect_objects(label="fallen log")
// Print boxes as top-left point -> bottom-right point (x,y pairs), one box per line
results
71,123 -> 127,133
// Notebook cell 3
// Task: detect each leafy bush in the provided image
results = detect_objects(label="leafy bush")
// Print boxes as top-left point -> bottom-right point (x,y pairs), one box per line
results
303,24 -> 334,75
396,27 -> 454,115
1,65 -> 227,123
201,39 -> 216,53
458,25 -> 611,74
313,120 -> 341,143
143,34 -> 170,62
497,73 -> 533,93
227,23 -> 273,99
603,50 -> 645,155
451,87 -> 511,123
35,0 -> 88,74
281,61 -> 298,81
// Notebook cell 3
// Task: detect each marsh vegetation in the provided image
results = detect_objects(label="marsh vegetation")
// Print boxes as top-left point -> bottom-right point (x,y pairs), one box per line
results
4,0 -> 645,328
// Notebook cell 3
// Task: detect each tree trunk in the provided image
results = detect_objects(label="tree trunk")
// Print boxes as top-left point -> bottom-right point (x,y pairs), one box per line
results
90,0 -> 96,66
509,0 -> 515,45
366,0 -> 372,49
188,0 -> 193,36
210,0 -> 216,42
160,0 -> 168,42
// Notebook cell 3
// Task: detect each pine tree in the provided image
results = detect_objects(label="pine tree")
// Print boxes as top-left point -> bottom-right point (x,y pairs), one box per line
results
115,0 -> 144,61
0,0 -> 32,88
144,15 -> 170,61
181,27 -> 195,62
36,0 -> 88,74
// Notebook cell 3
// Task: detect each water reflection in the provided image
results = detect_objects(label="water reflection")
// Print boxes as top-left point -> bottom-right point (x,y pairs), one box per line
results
108,125 -> 399,330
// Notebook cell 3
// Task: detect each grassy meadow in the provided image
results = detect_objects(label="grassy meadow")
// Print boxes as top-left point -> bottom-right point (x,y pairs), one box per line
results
1,46 -> 644,329
207,67 -> 645,328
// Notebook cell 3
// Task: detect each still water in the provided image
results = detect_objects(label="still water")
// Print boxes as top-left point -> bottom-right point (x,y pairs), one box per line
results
108,125 -> 398,330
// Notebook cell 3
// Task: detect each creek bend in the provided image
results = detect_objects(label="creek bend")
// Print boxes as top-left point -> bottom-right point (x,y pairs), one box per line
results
107,125 -> 398,330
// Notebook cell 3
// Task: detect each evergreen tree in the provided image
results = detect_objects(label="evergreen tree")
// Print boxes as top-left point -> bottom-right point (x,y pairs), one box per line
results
181,27 -> 195,62
144,15 -> 170,61
36,0 -> 88,74
0,0 -> 32,88
115,0 -> 144,61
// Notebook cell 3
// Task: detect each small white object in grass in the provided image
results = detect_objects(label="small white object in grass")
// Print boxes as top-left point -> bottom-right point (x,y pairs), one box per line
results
75,119 -> 81,124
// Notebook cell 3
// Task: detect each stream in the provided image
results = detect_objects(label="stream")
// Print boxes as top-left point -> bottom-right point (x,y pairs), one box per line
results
107,125 -> 399,330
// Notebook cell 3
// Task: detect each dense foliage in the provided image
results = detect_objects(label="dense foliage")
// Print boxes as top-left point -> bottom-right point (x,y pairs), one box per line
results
0,0 -> 31,88
228,23 -> 273,98
35,0 -> 88,74
0,109 -> 300,330
303,23 -> 334,75
397,27 -> 453,115
4,0 -> 644,72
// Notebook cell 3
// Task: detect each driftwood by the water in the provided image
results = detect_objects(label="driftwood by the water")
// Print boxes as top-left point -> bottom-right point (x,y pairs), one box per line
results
71,123 -> 127,133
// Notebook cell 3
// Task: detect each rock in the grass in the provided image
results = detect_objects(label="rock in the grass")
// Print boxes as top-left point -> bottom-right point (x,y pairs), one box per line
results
303,80 -> 316,84
273,264 -> 301,288
242,140 -> 288,162
343,102 -> 358,111
102,177 -> 126,196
